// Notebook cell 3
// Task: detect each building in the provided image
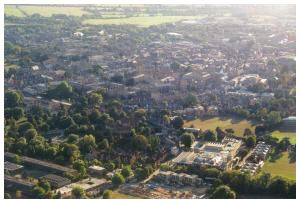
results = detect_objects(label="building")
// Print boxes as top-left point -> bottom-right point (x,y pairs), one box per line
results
251,142 -> 271,160
240,161 -> 264,174
5,152 -> 78,175
4,161 -> 24,175
156,171 -> 203,186
40,174 -> 71,188
55,178 -> 110,198
173,137 -> 242,170
88,165 -> 106,176
5,175 -> 36,194
183,127 -> 201,134
281,116 -> 296,132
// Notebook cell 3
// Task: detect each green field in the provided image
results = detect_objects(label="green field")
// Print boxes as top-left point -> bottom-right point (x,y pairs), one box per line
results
271,131 -> 296,145
261,152 -> 296,181
82,15 -> 207,27
184,116 -> 256,137
5,5 -> 89,17
110,191 -> 139,199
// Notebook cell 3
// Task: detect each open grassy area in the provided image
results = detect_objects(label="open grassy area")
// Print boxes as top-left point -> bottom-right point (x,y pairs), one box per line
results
271,131 -> 296,145
4,5 -> 26,17
82,15 -> 207,27
261,152 -> 296,181
184,116 -> 256,137
5,5 -> 89,17
110,191 -> 139,199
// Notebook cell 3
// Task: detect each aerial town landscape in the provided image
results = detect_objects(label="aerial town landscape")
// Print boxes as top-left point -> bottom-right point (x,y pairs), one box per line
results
3,3 -> 296,199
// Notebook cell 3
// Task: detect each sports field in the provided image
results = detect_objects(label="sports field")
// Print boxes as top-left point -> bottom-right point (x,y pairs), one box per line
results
261,152 -> 296,181
271,131 -> 296,145
184,116 -> 256,137
82,15 -> 207,27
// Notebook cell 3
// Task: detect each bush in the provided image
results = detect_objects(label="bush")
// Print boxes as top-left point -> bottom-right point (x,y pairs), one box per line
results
103,190 -> 112,199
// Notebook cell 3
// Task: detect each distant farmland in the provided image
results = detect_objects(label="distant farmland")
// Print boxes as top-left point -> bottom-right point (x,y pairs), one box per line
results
82,15 -> 207,27
5,5 -> 89,17
184,116 -> 256,137
5,5 -> 207,27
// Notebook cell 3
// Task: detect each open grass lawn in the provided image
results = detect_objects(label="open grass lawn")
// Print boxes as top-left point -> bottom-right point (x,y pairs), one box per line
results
271,131 -> 296,145
4,5 -> 26,17
184,116 -> 256,137
5,5 -> 89,17
261,152 -> 296,181
110,191 -> 139,199
82,15 -> 207,27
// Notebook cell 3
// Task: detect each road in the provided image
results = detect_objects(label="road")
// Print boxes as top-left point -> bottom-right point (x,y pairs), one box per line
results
142,169 -> 160,183
238,149 -> 253,167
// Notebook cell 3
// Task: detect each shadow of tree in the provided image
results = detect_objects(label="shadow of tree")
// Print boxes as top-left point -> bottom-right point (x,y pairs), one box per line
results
288,151 -> 296,163
269,150 -> 283,162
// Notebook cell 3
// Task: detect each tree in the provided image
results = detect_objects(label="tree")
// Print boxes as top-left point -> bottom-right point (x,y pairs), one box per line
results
255,125 -> 266,136
39,180 -> 51,192
78,134 -> 97,153
15,138 -> 27,154
171,116 -> 184,129
181,132 -> 195,148
288,182 -> 296,199
266,111 -> 282,128
103,190 -> 112,199
135,167 -> 151,180
57,143 -> 80,163
59,116 -> 75,129
216,127 -> 226,140
132,134 -> 148,151
5,107 -> 24,120
268,177 -> 289,198
18,122 -> 34,135
4,193 -> 11,199
253,172 -> 272,192
71,186 -> 86,199
89,109 -> 101,124
46,81 -> 73,99
121,166 -> 133,178
204,130 -> 217,142
104,161 -> 115,172
148,135 -> 160,152
98,138 -> 109,150
66,134 -> 79,144
183,94 -> 198,108
225,128 -> 234,134
246,135 -> 256,148
221,170 -> 252,194
73,159 -> 87,176
112,173 -> 125,187
278,137 -> 291,151
5,90 -> 23,108
162,115 -> 170,125
211,185 -> 236,199
24,128 -> 38,141
243,128 -> 253,137
32,186 -> 46,198
88,92 -> 103,107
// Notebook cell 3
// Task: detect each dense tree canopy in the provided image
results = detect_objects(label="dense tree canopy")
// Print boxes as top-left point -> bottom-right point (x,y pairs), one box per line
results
211,185 -> 236,199
181,132 -> 195,148
46,81 -> 73,100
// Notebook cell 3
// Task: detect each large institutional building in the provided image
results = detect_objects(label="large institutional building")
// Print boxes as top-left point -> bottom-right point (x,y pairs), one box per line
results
172,137 -> 242,170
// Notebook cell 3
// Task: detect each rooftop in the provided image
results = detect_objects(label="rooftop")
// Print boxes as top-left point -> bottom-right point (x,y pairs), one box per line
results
4,161 -> 24,171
